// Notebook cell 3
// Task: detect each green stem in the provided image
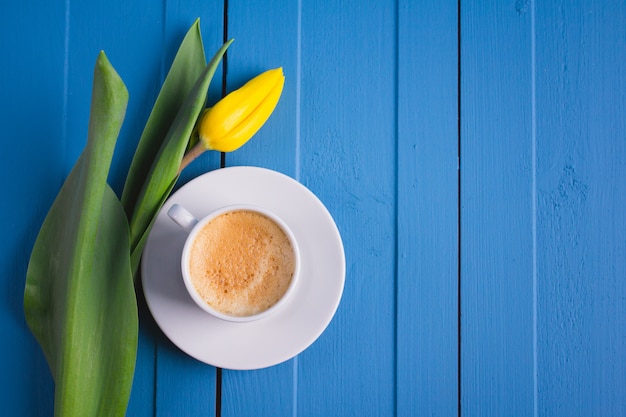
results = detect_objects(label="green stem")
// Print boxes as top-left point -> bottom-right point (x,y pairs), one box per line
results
178,142 -> 207,174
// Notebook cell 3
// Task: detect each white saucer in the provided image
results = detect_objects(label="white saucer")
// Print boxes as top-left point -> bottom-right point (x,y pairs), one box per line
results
141,166 -> 345,370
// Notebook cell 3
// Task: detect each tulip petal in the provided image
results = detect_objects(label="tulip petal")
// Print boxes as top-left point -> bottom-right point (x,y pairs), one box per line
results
200,67 -> 284,141
199,67 -> 284,152
207,72 -> 284,152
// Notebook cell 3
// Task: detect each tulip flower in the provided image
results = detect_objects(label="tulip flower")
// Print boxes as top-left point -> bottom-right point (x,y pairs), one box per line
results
179,67 -> 285,173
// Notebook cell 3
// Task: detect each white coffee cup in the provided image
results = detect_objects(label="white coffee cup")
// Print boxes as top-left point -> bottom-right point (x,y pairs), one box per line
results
168,203 -> 300,322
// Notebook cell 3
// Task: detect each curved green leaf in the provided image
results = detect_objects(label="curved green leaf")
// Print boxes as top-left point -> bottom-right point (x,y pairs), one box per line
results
121,19 -> 206,218
127,39 -> 233,270
24,52 -> 137,417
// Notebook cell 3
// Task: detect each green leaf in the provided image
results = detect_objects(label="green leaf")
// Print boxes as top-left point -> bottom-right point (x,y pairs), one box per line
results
129,176 -> 176,273
121,19 -> 206,219
127,38 -> 233,268
24,52 -> 137,417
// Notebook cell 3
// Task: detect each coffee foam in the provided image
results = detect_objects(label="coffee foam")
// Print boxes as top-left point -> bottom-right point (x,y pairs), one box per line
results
188,210 -> 295,317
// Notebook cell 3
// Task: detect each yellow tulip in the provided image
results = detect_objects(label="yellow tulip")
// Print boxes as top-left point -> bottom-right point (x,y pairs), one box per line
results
178,67 -> 284,173
199,67 -> 284,152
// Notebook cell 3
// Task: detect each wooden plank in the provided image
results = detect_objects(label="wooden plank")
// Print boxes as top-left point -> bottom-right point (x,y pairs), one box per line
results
220,0 -> 300,415
296,1 -> 397,415
152,2 -> 224,417
460,1 -> 535,415
0,2 -> 65,415
397,0 -> 459,415
535,2 -> 626,415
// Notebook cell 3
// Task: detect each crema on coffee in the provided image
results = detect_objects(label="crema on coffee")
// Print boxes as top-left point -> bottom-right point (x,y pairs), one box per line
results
188,210 -> 296,317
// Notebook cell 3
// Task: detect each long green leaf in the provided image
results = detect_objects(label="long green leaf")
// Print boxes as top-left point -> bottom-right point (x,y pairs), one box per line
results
128,39 -> 233,270
24,52 -> 137,417
121,19 -> 206,218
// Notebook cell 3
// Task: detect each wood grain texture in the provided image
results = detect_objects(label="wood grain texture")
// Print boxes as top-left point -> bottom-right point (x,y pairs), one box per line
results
462,1 -> 626,416
461,1 -> 535,415
0,2 -> 65,415
297,1 -> 397,415
535,2 -> 626,415
397,0 -> 459,415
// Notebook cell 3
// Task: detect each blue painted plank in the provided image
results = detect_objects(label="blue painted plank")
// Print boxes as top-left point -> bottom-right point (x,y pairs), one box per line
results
460,1 -> 535,415
397,0 -> 459,415
154,342 -> 216,417
0,2 -> 65,415
535,2 -> 626,415
225,0 -> 300,176
220,1 -> 300,416
221,364 -> 295,417
152,2 -> 225,417
297,1 -> 397,415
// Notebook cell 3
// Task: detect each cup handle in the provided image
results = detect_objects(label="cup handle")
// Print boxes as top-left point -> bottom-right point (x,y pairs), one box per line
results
167,204 -> 198,233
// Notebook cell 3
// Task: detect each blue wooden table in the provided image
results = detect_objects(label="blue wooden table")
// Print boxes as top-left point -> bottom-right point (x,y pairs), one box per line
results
2,1 -> 625,416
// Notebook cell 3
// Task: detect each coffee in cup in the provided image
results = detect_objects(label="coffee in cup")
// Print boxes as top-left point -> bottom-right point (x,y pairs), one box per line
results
168,204 -> 300,322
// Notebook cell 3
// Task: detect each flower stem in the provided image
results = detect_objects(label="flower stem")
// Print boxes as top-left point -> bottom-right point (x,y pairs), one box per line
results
178,142 -> 207,175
